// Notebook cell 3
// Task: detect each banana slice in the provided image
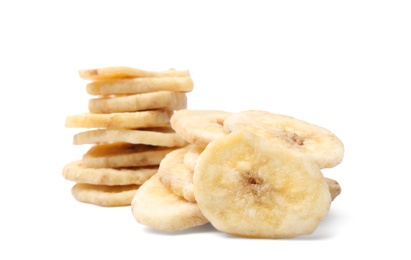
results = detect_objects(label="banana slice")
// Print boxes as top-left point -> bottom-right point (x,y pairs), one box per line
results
183,145 -> 204,171
325,177 -> 342,201
157,145 -> 195,202
223,110 -> 344,169
170,110 -> 232,147
193,130 -> 331,238
131,175 -> 208,232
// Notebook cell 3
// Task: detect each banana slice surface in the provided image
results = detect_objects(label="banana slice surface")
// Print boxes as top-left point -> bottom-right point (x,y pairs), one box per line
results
193,130 -> 331,238
223,110 -> 344,169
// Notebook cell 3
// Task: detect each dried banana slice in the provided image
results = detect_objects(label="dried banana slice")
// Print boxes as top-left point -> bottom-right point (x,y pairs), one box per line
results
183,145 -> 204,171
62,160 -> 157,186
223,110 -> 344,169
156,146 -> 195,202
170,110 -> 232,148
131,175 -> 208,232
325,177 -> 342,201
193,130 -> 331,238
86,77 -> 194,95
79,66 -> 190,80
71,183 -> 139,207
88,91 -> 187,114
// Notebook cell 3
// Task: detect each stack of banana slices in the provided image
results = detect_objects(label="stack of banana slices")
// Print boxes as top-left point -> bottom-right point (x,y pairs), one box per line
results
62,66 -> 193,206
131,109 -> 344,239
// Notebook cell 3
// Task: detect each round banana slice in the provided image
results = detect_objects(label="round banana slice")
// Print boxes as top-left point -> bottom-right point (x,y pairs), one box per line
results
157,145 -> 195,202
193,130 -> 331,238
182,145 -> 341,201
170,110 -> 232,148
131,175 -> 208,232
183,145 -> 204,171
223,110 -> 344,169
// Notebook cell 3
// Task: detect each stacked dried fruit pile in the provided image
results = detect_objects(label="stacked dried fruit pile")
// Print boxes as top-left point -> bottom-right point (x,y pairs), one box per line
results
62,66 -> 193,206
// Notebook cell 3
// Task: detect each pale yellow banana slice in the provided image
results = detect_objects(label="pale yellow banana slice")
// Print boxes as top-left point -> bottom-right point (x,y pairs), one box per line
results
193,130 -> 331,238
223,110 -> 344,169
183,145 -> 204,171
86,77 -> 194,95
157,144 -> 341,203
170,110 -> 232,147
71,183 -> 139,207
183,145 -> 341,201
156,145 -> 195,202
79,66 -> 190,80
131,175 -> 208,232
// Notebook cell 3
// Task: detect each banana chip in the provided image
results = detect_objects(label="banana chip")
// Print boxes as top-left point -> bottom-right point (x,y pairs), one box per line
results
223,110 -> 344,169
193,130 -> 331,238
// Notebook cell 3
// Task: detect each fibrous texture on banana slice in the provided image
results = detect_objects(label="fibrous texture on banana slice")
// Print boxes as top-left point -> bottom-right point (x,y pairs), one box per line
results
193,130 -> 332,238
223,110 -> 344,169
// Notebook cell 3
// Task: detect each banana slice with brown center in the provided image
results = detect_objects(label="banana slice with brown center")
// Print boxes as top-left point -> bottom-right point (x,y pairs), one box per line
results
223,110 -> 344,169
193,130 -> 331,238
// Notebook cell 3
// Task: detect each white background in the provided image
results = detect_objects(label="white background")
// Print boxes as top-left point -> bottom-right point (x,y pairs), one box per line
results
1,0 -> 410,259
